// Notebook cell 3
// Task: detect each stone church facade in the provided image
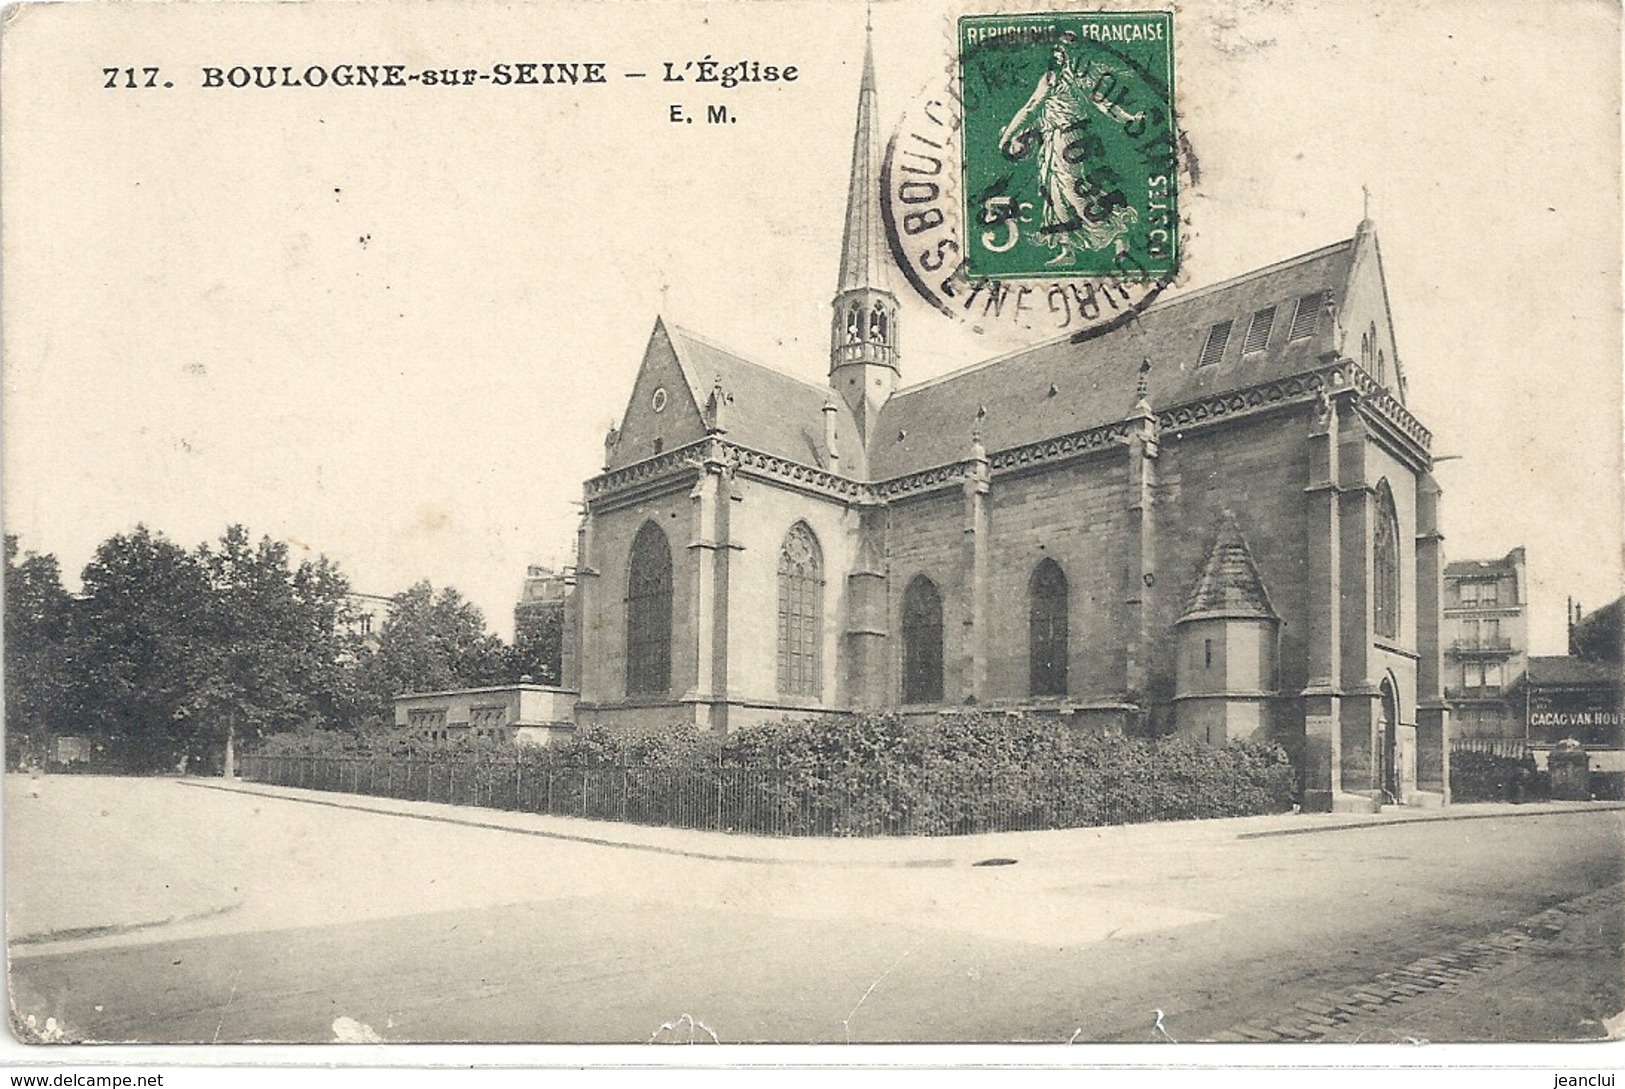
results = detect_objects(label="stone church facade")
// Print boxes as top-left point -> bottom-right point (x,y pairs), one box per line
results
563,42 -> 1450,811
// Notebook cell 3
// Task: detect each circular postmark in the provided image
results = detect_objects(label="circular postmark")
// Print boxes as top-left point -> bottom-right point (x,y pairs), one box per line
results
882,11 -> 1196,343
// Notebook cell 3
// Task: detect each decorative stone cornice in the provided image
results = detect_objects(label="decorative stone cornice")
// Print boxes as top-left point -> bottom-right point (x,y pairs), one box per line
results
872,462 -> 971,500
584,363 -> 1437,508
588,436 -> 865,506
585,439 -> 710,500
730,446 -> 866,501
1346,364 -> 1433,453
987,420 -> 1133,474
1157,371 -> 1324,432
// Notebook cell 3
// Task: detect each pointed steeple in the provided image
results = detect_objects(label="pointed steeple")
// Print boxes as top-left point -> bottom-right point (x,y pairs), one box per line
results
837,30 -> 888,295
830,22 -> 899,445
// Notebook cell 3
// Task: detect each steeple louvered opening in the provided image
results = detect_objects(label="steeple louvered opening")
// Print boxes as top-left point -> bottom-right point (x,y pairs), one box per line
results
1243,306 -> 1276,353
1198,320 -> 1233,367
1288,290 -> 1327,341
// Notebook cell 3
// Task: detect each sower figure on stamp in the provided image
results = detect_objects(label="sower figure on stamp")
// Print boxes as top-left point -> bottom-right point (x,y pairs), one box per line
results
997,36 -> 1144,267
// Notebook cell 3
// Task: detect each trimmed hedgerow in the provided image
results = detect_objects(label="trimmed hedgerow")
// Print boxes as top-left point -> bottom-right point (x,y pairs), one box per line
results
246,712 -> 1296,836
713,713 -> 1294,835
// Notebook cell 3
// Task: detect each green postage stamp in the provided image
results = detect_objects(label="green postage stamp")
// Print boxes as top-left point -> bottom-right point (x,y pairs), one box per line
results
959,11 -> 1177,281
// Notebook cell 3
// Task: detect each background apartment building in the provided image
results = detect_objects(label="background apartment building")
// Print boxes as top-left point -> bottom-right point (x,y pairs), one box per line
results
1443,548 -> 1527,738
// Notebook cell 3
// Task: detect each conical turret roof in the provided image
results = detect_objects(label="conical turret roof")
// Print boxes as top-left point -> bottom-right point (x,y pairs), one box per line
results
1181,513 -> 1278,621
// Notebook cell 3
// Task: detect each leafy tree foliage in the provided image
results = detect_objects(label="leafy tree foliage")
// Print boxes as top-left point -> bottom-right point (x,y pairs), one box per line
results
1571,598 -> 1622,665
4,536 -> 77,766
74,526 -> 219,770
192,526 -> 363,752
356,581 -> 508,723
7,523 -> 534,771
508,600 -> 564,685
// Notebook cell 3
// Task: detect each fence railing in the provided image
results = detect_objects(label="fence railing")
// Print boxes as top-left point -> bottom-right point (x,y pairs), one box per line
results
238,752 -> 1293,838
1451,736 -> 1530,759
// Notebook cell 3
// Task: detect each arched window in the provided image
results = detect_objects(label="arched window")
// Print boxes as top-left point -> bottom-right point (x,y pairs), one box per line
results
1373,481 -> 1401,640
777,522 -> 823,697
846,305 -> 861,344
901,575 -> 944,704
625,522 -> 672,695
1029,558 -> 1069,696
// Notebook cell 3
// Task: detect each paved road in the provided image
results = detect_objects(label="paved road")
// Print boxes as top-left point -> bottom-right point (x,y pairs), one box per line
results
8,777 -> 1622,1043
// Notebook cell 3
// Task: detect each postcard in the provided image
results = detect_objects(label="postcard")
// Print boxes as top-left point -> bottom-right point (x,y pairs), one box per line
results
2,0 -> 1620,1059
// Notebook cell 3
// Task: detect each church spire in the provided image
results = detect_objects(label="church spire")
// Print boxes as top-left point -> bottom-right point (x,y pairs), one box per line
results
837,30 -> 887,296
830,23 -> 899,445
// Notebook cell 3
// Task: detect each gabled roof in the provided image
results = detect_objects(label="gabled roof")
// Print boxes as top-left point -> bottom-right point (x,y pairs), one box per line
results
1180,513 -> 1277,621
665,325 -> 866,476
870,238 -> 1357,479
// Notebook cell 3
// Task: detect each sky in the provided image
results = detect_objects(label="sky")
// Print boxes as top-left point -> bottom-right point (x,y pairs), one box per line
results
2,0 -> 1620,653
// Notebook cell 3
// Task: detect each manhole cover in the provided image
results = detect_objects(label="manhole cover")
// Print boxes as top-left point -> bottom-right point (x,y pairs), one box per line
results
972,857 -> 1018,867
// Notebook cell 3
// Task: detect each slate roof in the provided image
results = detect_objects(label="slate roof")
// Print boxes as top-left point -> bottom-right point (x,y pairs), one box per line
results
1445,547 -> 1524,579
665,325 -> 866,476
837,37 -> 890,297
1180,513 -> 1277,621
1521,656 -> 1621,688
638,233 -> 1367,486
869,238 -> 1357,479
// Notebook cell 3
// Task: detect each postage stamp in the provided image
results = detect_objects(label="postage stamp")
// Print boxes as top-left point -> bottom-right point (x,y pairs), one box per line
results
958,11 -> 1177,281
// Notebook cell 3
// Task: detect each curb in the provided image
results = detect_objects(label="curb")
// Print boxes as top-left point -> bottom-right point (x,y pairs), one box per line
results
10,900 -> 243,948
182,778 -> 1625,866
1236,802 -> 1625,839
179,779 -> 943,869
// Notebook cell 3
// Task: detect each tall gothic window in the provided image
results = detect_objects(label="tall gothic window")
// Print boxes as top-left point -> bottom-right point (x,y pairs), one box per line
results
901,575 -> 944,704
625,522 -> 672,695
1029,558 -> 1069,697
777,522 -> 823,697
1374,481 -> 1401,640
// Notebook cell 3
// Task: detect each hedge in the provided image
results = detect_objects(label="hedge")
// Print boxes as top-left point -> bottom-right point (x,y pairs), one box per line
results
248,713 -> 1297,836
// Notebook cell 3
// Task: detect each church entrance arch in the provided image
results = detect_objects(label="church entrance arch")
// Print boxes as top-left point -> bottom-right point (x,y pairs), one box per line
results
1379,677 -> 1400,801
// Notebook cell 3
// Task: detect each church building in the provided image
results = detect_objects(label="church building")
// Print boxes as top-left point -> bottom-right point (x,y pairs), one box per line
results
562,40 -> 1450,812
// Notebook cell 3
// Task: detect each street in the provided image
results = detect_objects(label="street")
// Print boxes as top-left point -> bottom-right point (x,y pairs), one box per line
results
7,775 -> 1622,1043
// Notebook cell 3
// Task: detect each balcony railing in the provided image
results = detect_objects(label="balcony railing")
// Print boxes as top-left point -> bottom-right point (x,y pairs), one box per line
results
1445,684 -> 1504,698
1449,637 -> 1514,654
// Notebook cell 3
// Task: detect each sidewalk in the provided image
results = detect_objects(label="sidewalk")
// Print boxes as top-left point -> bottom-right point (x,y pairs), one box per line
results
13,772 -> 1620,950
5,775 -> 246,945
188,775 -> 1625,868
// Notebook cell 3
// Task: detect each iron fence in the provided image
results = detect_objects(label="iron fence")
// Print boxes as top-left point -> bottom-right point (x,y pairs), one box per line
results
238,752 -> 1292,837
1450,736 -> 1530,759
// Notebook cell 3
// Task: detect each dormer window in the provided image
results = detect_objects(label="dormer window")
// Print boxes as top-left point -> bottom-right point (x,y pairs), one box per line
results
1243,306 -> 1276,354
1288,290 -> 1326,341
1198,320 -> 1233,367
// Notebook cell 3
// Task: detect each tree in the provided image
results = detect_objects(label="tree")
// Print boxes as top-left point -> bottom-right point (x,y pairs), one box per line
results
72,524 -> 364,772
3,536 -> 76,767
508,599 -> 564,685
193,526 -> 363,762
75,526 -> 217,771
357,581 -> 507,722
